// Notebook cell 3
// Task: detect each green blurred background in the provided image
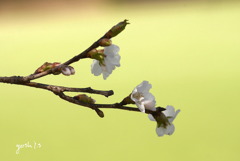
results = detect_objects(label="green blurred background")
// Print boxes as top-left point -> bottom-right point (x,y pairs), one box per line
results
1,0 -> 240,160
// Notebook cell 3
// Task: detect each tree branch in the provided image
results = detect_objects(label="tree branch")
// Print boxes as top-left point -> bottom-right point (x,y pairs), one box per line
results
55,92 -> 156,114
25,82 -> 113,97
0,20 -> 147,118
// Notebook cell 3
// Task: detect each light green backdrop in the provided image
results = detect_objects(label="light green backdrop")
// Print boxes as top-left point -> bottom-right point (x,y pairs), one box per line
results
0,1 -> 240,161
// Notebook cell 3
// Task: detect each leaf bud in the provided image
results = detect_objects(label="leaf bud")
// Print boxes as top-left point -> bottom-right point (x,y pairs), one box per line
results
73,94 -> 96,104
105,19 -> 129,38
34,62 -> 61,74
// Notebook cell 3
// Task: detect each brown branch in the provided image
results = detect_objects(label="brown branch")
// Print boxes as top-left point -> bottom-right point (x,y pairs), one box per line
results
0,76 -> 152,115
23,70 -> 53,82
22,20 -> 128,82
24,82 -> 114,97
91,103 -> 162,114
63,19 -> 129,66
62,40 -> 99,66
0,20 -> 127,96
0,77 -> 150,117
0,20 -> 135,118
62,87 -> 113,97
0,76 -> 29,84
55,92 -> 164,116
55,92 -> 153,114
1,20 -> 128,83
24,82 -> 147,113
0,76 -> 113,97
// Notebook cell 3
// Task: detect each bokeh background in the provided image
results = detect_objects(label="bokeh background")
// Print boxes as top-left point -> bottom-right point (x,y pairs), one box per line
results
1,0 -> 240,160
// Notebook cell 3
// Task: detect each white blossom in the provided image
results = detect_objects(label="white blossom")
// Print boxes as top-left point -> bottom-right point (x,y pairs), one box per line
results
91,44 -> 120,80
131,81 -> 156,113
148,105 -> 180,137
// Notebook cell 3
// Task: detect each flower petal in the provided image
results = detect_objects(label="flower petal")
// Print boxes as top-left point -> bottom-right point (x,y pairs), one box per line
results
105,60 -> 116,73
143,100 -> 156,110
169,109 -> 180,123
91,60 -> 102,76
106,54 -> 121,66
102,71 -> 110,80
130,89 -> 138,102
131,81 -> 156,112
143,93 -> 156,109
165,124 -> 175,135
136,81 -> 152,94
163,106 -> 180,123
136,102 -> 145,113
91,44 -> 120,79
104,44 -> 120,56
163,105 -> 175,117
156,127 -> 167,137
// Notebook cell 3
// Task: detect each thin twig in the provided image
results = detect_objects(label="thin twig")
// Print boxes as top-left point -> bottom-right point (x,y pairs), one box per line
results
23,82 -> 113,97
0,20 -> 137,118
23,28 -> 107,82
56,92 -> 155,114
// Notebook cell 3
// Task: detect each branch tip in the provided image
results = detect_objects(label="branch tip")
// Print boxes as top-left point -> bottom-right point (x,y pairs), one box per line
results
95,108 -> 104,118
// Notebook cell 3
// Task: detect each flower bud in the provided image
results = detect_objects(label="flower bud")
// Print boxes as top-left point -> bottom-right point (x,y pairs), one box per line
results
61,66 -> 71,76
99,38 -> 112,47
60,65 -> 75,76
73,94 -> 96,104
105,19 -> 129,38
68,66 -> 75,75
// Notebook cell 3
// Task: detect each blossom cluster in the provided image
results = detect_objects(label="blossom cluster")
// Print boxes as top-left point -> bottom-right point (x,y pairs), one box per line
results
9,20 -> 179,137
131,81 -> 180,136
89,39 -> 180,137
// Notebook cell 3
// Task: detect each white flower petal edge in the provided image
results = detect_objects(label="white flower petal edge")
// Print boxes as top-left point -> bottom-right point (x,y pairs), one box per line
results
91,44 -> 120,80
156,124 -> 175,136
163,105 -> 180,123
131,81 -> 156,113
91,60 -> 102,76
149,105 -> 180,137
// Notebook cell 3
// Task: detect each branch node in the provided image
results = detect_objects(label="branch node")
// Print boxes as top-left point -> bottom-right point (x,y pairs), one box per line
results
49,86 -> 64,93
